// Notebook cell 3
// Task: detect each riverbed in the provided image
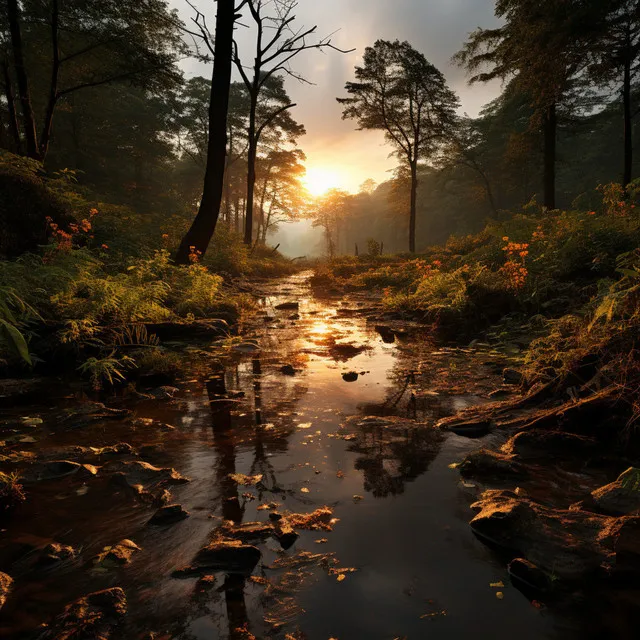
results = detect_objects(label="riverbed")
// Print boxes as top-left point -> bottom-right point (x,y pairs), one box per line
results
0,272 -> 637,639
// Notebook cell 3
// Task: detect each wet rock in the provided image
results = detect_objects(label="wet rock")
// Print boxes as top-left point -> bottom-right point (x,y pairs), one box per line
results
107,460 -> 189,503
275,302 -> 299,311
374,325 -> 396,344
470,489 -> 637,580
148,386 -> 179,400
581,467 -> 640,516
460,449 -> 528,479
508,557 -> 550,592
0,572 -> 12,611
437,416 -> 491,438
93,540 -> 141,568
503,368 -> 524,385
21,460 -> 99,483
273,519 -> 299,549
232,342 -> 261,354
60,402 -> 130,429
90,443 -> 137,458
280,364 -> 296,376
195,575 -> 216,591
38,543 -> 76,566
342,372 -> 359,382
329,344 -> 369,361
501,430 -> 597,460
148,504 -> 190,525
38,587 -> 127,639
221,521 -> 274,542
173,540 -> 261,576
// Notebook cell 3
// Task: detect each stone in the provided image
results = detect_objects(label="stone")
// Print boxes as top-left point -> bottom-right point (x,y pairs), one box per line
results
173,540 -> 261,576
503,368 -> 524,385
280,365 -> 296,376
221,521 -> 274,542
93,540 -> 141,568
107,460 -> 189,504
38,543 -> 76,566
342,372 -> 359,382
501,430 -> 597,460
437,416 -> 491,438
147,504 -> 190,526
38,587 -> 127,639
586,467 -> 640,516
273,520 -> 299,549
507,557 -> 550,592
0,572 -> 12,611
148,386 -> 179,400
21,460 -> 98,483
470,489 -> 637,581
459,449 -> 528,479
275,302 -> 299,311
60,402 -> 130,429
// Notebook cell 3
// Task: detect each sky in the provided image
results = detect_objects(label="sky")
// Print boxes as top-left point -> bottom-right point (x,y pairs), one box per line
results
170,0 -> 502,194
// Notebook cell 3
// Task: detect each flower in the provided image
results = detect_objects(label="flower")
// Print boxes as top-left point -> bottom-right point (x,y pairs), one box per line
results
101,244 -> 109,250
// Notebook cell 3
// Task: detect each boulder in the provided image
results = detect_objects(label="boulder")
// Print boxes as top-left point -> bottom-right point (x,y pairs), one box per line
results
342,372 -> 359,382
503,368 -> 524,385
221,522 -> 274,542
37,587 -> 127,639
280,365 -> 296,376
173,540 -> 260,576
21,460 -> 98,483
148,504 -> 190,526
501,430 -> 597,460
38,543 -> 76,566
470,489 -> 638,580
0,572 -> 12,611
585,467 -> 640,516
507,557 -> 550,592
107,460 -> 189,504
60,402 -> 130,429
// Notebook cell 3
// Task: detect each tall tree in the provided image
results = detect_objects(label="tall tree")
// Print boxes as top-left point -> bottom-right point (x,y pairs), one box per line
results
339,40 -> 459,252
233,0 -> 350,245
175,0 -> 238,264
455,0 -> 598,210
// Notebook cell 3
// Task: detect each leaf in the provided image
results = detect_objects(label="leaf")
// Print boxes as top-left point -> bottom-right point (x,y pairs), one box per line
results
0,319 -> 32,365
336,574 -> 345,582
490,581 -> 504,588
496,591 -> 504,599
300,487 -> 310,493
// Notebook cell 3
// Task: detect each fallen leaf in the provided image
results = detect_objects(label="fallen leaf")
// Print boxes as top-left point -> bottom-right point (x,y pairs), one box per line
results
496,592 -> 504,600
300,487 -> 310,493
336,470 -> 345,478
228,473 -> 263,486
353,495 -> 364,502
297,422 -> 312,429
315,538 -> 328,544
490,581 -> 504,588
336,574 -> 345,582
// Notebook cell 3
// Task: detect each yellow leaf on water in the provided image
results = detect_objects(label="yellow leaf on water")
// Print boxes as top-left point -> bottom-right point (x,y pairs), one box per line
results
336,574 -> 345,582
490,581 -> 504,588
300,487 -> 310,493
496,591 -> 504,599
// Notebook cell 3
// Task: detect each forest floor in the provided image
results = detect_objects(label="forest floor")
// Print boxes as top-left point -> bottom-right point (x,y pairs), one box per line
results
0,271 -> 638,640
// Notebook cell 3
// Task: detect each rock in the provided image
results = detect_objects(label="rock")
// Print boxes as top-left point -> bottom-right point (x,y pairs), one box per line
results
93,540 -> 141,568
342,372 -> 359,382
288,313 -> 300,320
195,575 -> 216,591
470,489 -> 638,580
329,344 -> 369,361
148,504 -> 190,525
0,572 -> 12,611
60,402 -> 130,429
437,416 -> 491,438
275,302 -> 299,311
584,467 -> 640,516
148,386 -> 179,400
90,443 -> 137,458
222,521 -> 274,542
280,364 -> 296,376
21,460 -> 98,483
501,430 -> 597,460
273,520 -> 299,549
38,587 -> 127,639
38,543 -> 76,566
0,378 -> 46,406
173,540 -> 261,576
503,368 -> 524,385
107,460 -> 189,501
231,342 -> 261,354
508,557 -> 550,592
374,325 -> 396,344
460,449 -> 528,479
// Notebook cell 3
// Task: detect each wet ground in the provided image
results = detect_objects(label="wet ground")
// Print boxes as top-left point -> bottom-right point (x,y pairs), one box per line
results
0,272 -> 638,639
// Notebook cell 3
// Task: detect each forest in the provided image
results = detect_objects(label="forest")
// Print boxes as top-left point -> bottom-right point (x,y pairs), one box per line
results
1,1 -> 640,639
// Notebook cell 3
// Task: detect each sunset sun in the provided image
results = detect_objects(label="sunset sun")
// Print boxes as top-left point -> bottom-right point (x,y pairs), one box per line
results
303,167 -> 342,196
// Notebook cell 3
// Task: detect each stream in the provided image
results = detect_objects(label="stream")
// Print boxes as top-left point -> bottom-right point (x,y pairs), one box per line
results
0,272 -> 636,639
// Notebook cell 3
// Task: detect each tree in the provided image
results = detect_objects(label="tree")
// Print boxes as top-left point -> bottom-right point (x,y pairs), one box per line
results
233,0 -> 350,245
2,0 -> 184,162
175,0 -> 238,264
455,0 -> 599,210
312,188 -> 352,257
339,40 -> 459,253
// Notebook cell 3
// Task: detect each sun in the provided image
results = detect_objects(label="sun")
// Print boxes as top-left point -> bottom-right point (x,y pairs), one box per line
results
303,167 -> 342,197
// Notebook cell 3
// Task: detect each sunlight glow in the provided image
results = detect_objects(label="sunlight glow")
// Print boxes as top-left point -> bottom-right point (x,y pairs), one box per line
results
303,167 -> 343,197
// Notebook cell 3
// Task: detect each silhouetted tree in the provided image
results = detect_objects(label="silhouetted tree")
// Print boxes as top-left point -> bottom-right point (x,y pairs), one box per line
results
339,40 -> 459,252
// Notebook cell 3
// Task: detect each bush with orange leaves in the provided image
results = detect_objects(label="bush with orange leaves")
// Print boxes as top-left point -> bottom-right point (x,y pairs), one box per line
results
499,237 -> 529,290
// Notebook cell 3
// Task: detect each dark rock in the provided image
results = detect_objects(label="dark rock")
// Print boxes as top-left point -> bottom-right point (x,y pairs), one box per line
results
22,460 -> 98,483
195,575 -> 216,591
470,489 -> 636,580
148,386 -> 179,400
148,504 -> 190,526
173,540 -> 261,576
93,540 -> 141,568
221,521 -> 274,542
501,430 -> 597,460
503,368 -> 524,385
437,416 -> 491,438
0,572 -> 12,611
329,344 -> 369,361
90,443 -> 137,458
508,557 -> 550,592
288,313 -> 300,320
275,302 -> 299,311
460,449 -> 528,479
107,460 -> 188,503
280,365 -> 296,376
273,520 -> 299,549
38,543 -> 76,566
585,467 -> 640,516
342,372 -> 359,383
60,402 -> 130,429
37,587 -> 127,639
374,325 -> 396,344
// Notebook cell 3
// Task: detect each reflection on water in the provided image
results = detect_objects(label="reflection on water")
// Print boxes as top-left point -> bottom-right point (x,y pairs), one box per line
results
0,273 -> 637,639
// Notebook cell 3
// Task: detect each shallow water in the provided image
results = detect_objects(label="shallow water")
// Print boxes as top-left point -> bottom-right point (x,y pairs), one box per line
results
0,272 -> 638,639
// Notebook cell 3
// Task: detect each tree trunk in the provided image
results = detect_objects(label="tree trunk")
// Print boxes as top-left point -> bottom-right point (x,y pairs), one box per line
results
543,102 -> 556,210
2,61 -> 21,153
175,0 -> 236,264
409,161 -> 418,253
39,0 -> 60,163
244,99 -> 258,245
7,0 -> 40,160
623,53 -> 633,189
